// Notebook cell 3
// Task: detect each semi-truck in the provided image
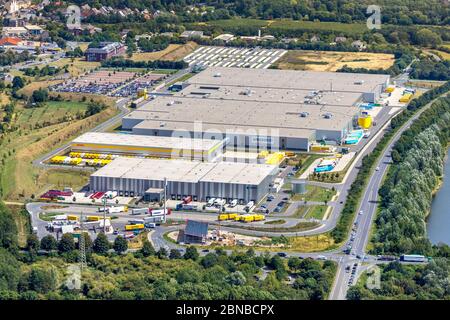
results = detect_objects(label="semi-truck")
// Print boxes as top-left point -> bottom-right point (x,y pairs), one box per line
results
149,208 -> 172,216
98,206 -> 128,213
229,199 -> 238,207
400,254 -> 428,263
218,213 -> 238,221
128,219 -> 145,225
125,224 -> 145,231
131,208 -> 149,215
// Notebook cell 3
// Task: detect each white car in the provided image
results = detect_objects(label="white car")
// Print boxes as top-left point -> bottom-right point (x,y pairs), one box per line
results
359,210 -> 363,215
376,167 -> 380,171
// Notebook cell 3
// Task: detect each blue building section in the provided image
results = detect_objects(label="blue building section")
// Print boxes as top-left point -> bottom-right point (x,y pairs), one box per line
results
344,130 -> 364,145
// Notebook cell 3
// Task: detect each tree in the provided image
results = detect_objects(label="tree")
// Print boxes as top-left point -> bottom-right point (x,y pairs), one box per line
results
157,247 -> 168,259
184,246 -> 199,261
40,235 -> 57,251
169,249 -> 181,259
28,266 -> 57,294
58,233 -> 75,253
93,233 -> 110,255
113,236 -> 128,254
140,240 -> 155,257
201,253 -> 218,268
415,28 -> 442,47
26,234 -> 40,252
0,203 -> 18,251
12,76 -> 24,90
31,89 -> 49,103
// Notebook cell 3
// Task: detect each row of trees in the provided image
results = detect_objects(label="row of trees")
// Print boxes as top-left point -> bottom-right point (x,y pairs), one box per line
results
372,97 -> 450,255
331,81 -> 450,244
0,50 -> 34,67
347,259 -> 450,300
410,59 -> 450,81
101,58 -> 188,69
67,0 -> 450,26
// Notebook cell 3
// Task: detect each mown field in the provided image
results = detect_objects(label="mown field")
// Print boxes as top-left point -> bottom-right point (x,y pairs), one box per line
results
131,41 -> 198,62
275,50 -> 395,71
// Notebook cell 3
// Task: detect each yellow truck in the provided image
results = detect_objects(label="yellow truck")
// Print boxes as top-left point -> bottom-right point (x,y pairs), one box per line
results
67,215 -> 79,221
218,213 -> 238,221
125,224 -> 145,231
86,216 -> 111,222
235,214 -> 266,222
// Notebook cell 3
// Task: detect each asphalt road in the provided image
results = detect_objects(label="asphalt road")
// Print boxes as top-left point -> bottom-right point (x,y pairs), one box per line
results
329,92 -> 446,300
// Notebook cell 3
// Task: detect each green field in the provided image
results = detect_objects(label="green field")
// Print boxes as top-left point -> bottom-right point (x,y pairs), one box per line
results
16,101 -> 89,128
187,18 -> 367,35
291,185 -> 336,202
293,205 -> 328,220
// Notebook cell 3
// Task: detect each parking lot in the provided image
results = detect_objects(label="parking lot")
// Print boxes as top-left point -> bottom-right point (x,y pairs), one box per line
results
110,73 -> 168,97
184,46 -> 287,69
50,70 -> 138,96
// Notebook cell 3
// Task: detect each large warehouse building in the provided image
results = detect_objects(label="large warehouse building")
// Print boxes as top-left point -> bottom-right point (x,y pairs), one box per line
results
71,132 -> 225,161
122,67 -> 389,150
90,157 -> 277,203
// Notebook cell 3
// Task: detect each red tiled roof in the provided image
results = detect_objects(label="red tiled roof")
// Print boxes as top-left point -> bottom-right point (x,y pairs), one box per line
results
0,37 -> 22,46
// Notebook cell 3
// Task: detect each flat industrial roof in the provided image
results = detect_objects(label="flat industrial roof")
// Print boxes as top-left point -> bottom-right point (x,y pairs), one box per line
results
181,83 -> 362,106
126,95 -> 357,137
188,67 -> 390,93
72,132 -> 223,151
91,157 -> 276,185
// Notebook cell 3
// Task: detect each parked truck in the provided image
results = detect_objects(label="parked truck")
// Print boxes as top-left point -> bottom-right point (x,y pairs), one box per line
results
125,224 -> 145,231
131,208 -> 149,215
183,196 -> 192,204
149,208 -> 172,216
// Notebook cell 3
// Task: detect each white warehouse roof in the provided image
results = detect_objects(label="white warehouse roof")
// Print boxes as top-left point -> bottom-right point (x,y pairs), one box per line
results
91,157 -> 276,185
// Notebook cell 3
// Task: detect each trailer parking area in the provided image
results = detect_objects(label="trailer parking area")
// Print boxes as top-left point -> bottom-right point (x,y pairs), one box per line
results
184,46 -> 287,69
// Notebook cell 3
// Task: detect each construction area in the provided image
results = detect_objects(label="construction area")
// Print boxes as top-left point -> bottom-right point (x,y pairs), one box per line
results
184,46 -> 287,69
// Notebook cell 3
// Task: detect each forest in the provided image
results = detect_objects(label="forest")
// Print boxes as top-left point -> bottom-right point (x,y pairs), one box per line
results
0,203 -> 336,300
410,59 -> 450,81
372,96 -> 450,255
347,259 -> 450,300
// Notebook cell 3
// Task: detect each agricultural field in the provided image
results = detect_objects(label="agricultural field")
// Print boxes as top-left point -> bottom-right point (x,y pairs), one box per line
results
131,42 -> 198,62
275,50 -> 395,71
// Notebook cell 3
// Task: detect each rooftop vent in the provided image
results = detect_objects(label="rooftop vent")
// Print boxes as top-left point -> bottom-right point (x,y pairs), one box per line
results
354,80 -> 365,85
167,101 -> 174,106
160,122 -> 166,127
214,72 -> 222,77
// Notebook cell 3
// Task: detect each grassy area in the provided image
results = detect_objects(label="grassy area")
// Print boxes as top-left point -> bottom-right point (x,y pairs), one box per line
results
167,73 -> 195,86
288,233 -> 336,252
16,100 -> 89,129
6,204 -> 30,247
48,57 -> 101,77
291,185 -> 336,202
131,42 -> 198,62
0,95 -> 117,200
293,154 -> 323,177
227,221 -> 319,233
188,18 -> 367,35
264,219 -> 286,225
292,205 -> 329,219
304,205 -> 328,220
275,50 -> 395,72
38,211 -> 60,222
